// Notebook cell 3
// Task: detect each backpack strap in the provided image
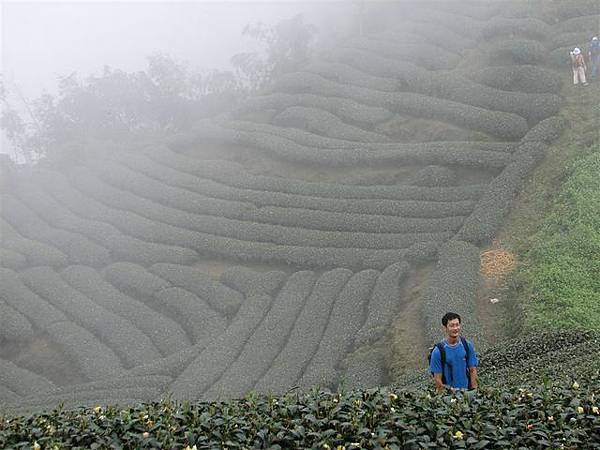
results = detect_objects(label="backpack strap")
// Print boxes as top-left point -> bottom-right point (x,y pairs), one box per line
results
460,336 -> 472,389
435,342 -> 446,384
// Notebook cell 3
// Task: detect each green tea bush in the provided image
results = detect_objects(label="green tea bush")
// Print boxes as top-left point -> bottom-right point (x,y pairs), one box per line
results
0,248 -> 26,270
254,268 -> 352,395
556,14 -> 600,33
467,65 -> 562,94
204,271 -> 317,400
0,219 -> 69,267
421,240 -> 482,345
238,92 -> 394,127
219,266 -> 286,296
522,115 -> 568,143
344,37 -> 460,70
355,261 -> 409,346
273,106 -> 391,143
6,371 -> 599,449
194,120 -> 514,167
20,266 -> 161,369
487,38 -> 548,66
298,270 -> 379,391
0,359 -> 54,398
482,17 -> 552,41
386,21 -> 475,52
120,151 -> 476,219
327,48 -> 559,124
404,241 -> 439,263
146,147 -> 488,202
457,142 -> 547,245
548,31 -> 592,50
61,265 -> 190,356
14,185 -> 198,267
268,70 -> 530,138
0,299 -> 33,341
154,287 -> 227,345
170,289 -> 276,399
1,194 -> 111,267
412,165 -> 457,187
149,263 -> 243,317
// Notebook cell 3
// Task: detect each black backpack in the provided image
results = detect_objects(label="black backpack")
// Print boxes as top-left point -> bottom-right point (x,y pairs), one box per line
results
428,337 -> 471,387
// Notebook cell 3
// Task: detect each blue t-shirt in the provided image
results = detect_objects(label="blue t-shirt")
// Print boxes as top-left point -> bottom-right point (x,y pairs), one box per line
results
429,338 -> 479,389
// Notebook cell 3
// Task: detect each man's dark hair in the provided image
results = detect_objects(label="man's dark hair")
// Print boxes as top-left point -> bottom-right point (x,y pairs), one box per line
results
442,312 -> 462,327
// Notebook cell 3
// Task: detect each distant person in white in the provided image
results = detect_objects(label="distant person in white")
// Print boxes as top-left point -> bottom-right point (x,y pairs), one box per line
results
570,47 -> 588,86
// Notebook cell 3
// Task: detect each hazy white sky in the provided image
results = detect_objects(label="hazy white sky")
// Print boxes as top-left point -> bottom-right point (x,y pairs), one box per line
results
1,1 -> 345,99
1,1 -> 353,158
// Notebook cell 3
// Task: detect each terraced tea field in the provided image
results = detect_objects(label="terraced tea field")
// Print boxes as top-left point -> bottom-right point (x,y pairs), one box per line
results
1,1 -> 597,413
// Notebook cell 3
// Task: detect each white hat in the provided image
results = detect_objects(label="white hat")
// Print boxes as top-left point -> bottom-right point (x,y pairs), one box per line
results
593,36 -> 599,41
573,47 -> 581,55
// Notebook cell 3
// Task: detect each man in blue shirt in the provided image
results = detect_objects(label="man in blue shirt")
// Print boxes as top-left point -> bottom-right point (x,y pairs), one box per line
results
429,312 -> 478,391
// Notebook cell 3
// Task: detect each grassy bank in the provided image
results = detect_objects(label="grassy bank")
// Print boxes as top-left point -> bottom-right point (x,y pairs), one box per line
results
497,81 -> 600,335
523,148 -> 600,330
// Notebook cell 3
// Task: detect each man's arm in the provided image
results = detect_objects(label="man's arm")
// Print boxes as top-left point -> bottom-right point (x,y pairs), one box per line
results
433,373 -> 445,392
469,367 -> 478,390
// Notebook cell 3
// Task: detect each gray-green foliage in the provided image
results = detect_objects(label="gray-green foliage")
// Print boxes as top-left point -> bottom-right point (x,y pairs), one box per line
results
486,39 -> 548,65
421,240 -> 482,346
60,265 -> 190,356
457,142 -> 547,245
467,65 -> 562,94
273,106 -> 390,143
298,270 -> 379,391
204,271 -> 316,400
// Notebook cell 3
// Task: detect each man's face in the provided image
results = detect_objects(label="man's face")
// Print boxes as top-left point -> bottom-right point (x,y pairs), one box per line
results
445,318 -> 461,339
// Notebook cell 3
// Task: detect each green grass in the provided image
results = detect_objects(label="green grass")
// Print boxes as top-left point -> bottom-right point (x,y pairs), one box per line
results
522,148 -> 600,330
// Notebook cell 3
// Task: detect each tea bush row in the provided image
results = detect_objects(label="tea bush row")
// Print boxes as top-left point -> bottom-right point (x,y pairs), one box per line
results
481,17 -> 551,41
457,141 -> 548,245
467,65 -> 562,94
61,265 -> 190,356
101,262 -> 225,346
20,266 -> 161,369
36,168 -> 409,269
123,149 -> 477,218
354,261 -> 409,346
1,194 -> 111,268
268,71 -> 529,139
154,287 -> 227,347
170,289 -> 277,400
384,22 -> 474,52
486,38 -> 548,66
5,375 -> 599,449
319,50 -> 559,124
0,299 -> 33,342
237,92 -> 394,127
0,359 -> 54,399
298,270 -> 379,392
14,185 -> 198,268
90,157 -> 472,232
421,240 -> 482,346
204,271 -> 317,401
343,37 -> 460,70
556,14 -> 600,33
214,117 -> 517,154
147,146 -> 487,202
254,268 -> 353,396
194,119 -> 514,167
0,248 -> 26,270
149,263 -> 243,317
0,219 -> 68,268
273,106 -> 391,143
0,269 -> 123,380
